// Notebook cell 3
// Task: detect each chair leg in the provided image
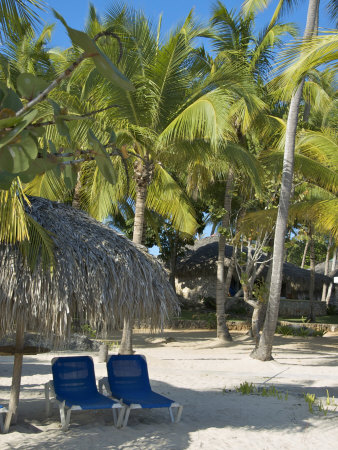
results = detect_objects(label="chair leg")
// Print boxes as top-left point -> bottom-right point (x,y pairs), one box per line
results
112,408 -> 117,426
59,403 -> 71,431
175,405 -> 183,423
169,405 -> 183,423
115,407 -> 125,428
169,407 -> 174,423
45,384 -> 51,417
122,407 -> 131,428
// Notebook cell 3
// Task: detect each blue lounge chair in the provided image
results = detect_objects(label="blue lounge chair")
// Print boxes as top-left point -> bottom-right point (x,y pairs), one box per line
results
45,356 -> 124,431
0,405 -> 8,433
99,355 -> 183,427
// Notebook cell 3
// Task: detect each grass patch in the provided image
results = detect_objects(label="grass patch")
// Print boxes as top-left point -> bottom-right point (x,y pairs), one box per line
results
178,310 -> 246,322
279,315 -> 338,325
227,382 -> 337,416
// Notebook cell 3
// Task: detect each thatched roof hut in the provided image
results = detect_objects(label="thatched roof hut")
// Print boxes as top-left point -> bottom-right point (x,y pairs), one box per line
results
0,196 -> 178,432
0,196 -> 178,337
175,236 -> 331,301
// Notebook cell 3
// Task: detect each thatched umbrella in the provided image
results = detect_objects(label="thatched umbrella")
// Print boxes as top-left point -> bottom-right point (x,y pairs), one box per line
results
0,196 -> 178,432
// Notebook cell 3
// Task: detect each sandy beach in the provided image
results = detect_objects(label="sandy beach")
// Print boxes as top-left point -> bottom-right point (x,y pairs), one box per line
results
0,330 -> 337,449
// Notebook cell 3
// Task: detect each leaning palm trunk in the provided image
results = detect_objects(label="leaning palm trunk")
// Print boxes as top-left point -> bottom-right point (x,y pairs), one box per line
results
251,0 -> 320,361
321,235 -> 332,302
325,248 -> 337,305
216,169 -> 234,342
301,238 -> 309,268
119,159 -> 153,354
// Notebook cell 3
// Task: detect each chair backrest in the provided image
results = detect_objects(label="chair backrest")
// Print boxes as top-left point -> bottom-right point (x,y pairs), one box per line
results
52,356 -> 98,397
107,355 -> 152,393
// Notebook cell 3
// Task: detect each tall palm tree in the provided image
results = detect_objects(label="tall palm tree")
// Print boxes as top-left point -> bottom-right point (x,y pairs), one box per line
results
209,1 -> 295,343
251,0 -> 336,359
64,4 -> 260,353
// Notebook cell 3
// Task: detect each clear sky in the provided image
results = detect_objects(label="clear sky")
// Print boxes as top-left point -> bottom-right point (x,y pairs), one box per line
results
40,0 -> 334,49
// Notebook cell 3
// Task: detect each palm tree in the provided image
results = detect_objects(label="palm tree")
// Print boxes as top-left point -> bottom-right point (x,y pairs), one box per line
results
65,4 -> 261,353
209,1 -> 296,342
251,1 -> 336,359
0,0 -> 45,42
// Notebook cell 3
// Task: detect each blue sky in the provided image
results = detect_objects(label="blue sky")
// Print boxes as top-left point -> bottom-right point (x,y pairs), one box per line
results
41,0 -> 334,49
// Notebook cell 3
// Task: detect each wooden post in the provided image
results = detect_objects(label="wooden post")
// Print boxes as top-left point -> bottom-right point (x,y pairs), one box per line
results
3,317 -> 25,433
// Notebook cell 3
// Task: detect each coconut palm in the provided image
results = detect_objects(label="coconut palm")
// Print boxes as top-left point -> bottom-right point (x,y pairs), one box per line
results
251,14 -> 337,359
56,4 -> 261,353
0,0 -> 45,42
208,1 -> 296,342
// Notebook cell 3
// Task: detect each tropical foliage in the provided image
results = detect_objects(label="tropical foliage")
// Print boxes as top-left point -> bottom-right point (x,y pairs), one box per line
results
0,0 -> 337,358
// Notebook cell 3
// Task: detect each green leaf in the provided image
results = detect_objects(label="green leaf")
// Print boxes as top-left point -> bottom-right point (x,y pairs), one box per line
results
17,73 -> 48,99
0,171 -> 15,189
20,135 -> 38,160
63,164 -> 78,190
0,114 -> 23,128
0,145 -> 31,173
52,9 -> 134,91
0,87 -> 22,112
108,130 -> 117,144
88,129 -> 116,185
0,110 -> 38,148
56,117 -> 71,142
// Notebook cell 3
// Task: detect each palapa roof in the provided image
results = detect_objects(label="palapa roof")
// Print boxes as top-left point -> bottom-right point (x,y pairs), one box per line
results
0,197 -> 178,338
176,236 -> 331,289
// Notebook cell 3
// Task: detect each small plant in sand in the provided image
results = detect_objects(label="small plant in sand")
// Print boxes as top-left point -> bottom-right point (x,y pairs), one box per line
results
303,392 -> 337,415
107,340 -> 120,351
304,393 -> 316,413
81,324 -> 97,338
235,382 -> 257,395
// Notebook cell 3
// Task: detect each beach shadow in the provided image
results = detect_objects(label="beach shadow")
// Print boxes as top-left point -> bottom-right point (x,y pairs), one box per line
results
2,379 -> 337,449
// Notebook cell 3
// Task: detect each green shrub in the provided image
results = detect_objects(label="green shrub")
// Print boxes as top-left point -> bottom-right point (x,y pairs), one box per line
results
276,325 -> 294,336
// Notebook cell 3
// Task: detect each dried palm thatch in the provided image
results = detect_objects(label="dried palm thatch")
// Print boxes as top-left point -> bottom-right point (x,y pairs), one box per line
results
0,196 -> 178,433
0,196 -> 178,337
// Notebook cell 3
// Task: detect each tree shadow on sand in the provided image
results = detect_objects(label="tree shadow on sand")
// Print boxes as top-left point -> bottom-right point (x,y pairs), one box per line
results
1,375 -> 337,449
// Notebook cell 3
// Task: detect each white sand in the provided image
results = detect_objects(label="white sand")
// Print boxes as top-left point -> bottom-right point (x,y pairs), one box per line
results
0,330 -> 337,449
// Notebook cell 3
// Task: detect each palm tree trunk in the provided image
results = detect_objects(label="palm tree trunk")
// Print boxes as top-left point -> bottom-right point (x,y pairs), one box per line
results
251,0 -> 320,361
321,235 -> 332,302
301,238 -> 309,268
119,159 -> 153,354
326,248 -> 337,305
169,233 -> 178,291
308,225 -> 316,321
216,169 -> 234,342
119,183 -> 147,354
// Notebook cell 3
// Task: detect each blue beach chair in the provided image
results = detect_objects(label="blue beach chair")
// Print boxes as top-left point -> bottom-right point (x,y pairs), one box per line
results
45,356 -> 124,431
99,355 -> 183,427
0,405 -> 8,433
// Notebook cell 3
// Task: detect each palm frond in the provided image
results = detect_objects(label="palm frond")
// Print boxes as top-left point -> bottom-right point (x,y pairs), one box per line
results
147,164 -> 198,235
